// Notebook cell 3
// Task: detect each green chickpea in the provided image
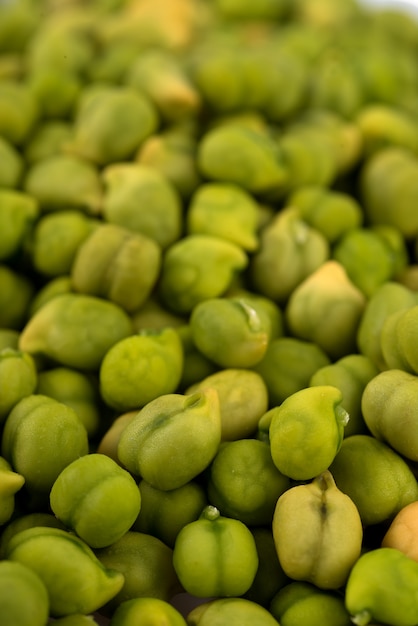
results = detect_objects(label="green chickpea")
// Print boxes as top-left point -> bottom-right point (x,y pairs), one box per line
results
65,85 -> 159,166
96,531 -> 181,610
87,40 -> 139,84
380,305 -> 418,374
0,456 -> 25,526
285,260 -> 366,360
356,281 -> 418,371
26,20 -> 94,75
23,154 -> 103,216
50,453 -> 141,549
0,559 -> 49,626
31,210 -> 97,278
133,479 -> 207,548
0,348 -> 37,423
117,389 -> 221,490
226,289 -> 284,341
18,293 -> 133,371
0,0 -> 39,54
0,512 -> 66,559
0,264 -> 34,330
245,527 -> 289,608
288,185 -> 363,244
269,386 -> 349,480
361,369 -> 418,462
330,435 -> 418,526
187,597 -> 280,626
356,103 -> 418,156
187,368 -> 268,441
333,227 -> 408,298
1,394 -> 89,497
27,66 -> 82,119
5,526 -> 125,617
309,353 -> 378,437
99,327 -> 184,412
189,297 -> 270,368
186,182 -> 260,251
110,597 -> 187,626
158,234 -> 248,314
102,163 -> 182,250
360,146 -> 418,239
253,336 -> 330,407
173,505 -> 259,598
176,324 -> 218,391
279,126 -> 338,191
0,329 -> 19,351
27,276 -> 73,317
137,125 -> 201,199
186,42 -> 240,112
345,548 -> 418,626
0,189 -> 39,262
0,135 -> 24,188
197,123 -> 288,196
307,53 -> 363,118
24,120 -> 72,164
36,366 -> 100,437
207,438 -> 290,526
250,207 -> 330,303
0,80 -> 39,145
71,222 -> 162,313
125,48 -> 201,122
270,581 -> 352,626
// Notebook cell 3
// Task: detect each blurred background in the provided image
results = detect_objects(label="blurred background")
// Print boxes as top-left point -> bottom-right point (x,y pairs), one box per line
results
361,0 -> 418,14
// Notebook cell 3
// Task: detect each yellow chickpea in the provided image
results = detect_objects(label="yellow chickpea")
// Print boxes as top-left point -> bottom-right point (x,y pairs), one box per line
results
382,501 -> 418,562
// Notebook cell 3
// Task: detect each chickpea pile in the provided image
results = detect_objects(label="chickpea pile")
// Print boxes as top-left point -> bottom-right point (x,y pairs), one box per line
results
3,1 -> 418,625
